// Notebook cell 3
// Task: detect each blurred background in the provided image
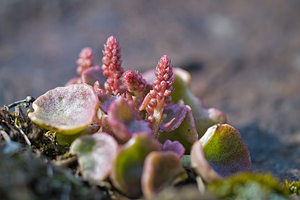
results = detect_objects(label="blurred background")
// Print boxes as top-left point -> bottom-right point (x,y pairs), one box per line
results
1,0 -> 300,178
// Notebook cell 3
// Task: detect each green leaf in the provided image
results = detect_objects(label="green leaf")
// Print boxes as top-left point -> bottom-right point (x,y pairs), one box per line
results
158,105 -> 198,153
81,65 -> 106,86
70,133 -> 118,182
142,151 -> 188,199
110,134 -> 162,197
107,97 -> 152,143
171,68 -> 227,137
56,125 -> 100,146
191,124 -> 252,182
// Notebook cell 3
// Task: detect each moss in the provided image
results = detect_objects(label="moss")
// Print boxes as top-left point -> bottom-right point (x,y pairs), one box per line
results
285,180 -> 300,195
207,172 -> 289,200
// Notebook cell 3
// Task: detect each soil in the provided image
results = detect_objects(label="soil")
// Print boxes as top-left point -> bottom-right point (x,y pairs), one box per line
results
1,0 -> 300,199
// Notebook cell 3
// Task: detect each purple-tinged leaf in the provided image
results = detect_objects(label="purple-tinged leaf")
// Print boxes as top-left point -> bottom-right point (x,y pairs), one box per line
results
141,151 -> 188,199
81,65 -> 106,86
70,133 -> 118,182
142,69 -> 155,86
191,124 -> 252,183
171,68 -> 227,137
110,97 -> 136,122
107,97 -> 152,143
96,109 -> 115,136
111,134 -> 162,197
97,93 -> 118,114
162,140 -> 185,158
29,84 -> 99,135
191,140 -> 222,183
158,105 -> 198,153
159,102 -> 187,132
80,124 -> 100,135
65,77 -> 82,86
200,124 -> 252,176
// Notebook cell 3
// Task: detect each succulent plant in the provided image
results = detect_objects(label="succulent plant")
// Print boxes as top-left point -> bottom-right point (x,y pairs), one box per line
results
28,35 -> 253,198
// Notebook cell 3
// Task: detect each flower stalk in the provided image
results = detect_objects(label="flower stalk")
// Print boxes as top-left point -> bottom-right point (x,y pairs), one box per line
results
101,36 -> 124,95
76,47 -> 94,75
140,55 -> 174,137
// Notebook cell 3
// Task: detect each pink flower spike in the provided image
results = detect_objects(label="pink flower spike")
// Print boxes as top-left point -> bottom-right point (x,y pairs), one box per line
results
101,36 -> 124,95
123,69 -> 147,102
141,55 -> 175,136
76,47 -> 94,75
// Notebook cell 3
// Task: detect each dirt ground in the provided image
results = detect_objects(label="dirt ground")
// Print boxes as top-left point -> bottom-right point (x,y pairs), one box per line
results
0,0 -> 300,198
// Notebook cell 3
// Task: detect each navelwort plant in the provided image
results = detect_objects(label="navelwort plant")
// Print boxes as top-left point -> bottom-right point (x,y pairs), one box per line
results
28,36 -> 252,198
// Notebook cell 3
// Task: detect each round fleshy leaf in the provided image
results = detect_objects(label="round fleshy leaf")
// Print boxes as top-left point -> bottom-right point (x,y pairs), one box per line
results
70,132 -> 118,182
141,151 -> 188,199
171,68 -> 227,137
28,84 -> 99,135
191,140 -> 222,183
196,107 -> 227,137
98,93 -> 118,113
81,65 -> 106,86
108,97 -> 152,142
200,124 -> 252,176
191,124 -> 252,183
158,105 -> 198,153
109,97 -> 136,123
111,134 -> 162,197
162,140 -> 185,158
159,103 -> 187,132
142,69 -> 155,85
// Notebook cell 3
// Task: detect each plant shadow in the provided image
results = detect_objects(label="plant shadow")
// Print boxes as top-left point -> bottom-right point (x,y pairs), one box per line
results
239,123 -> 300,180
